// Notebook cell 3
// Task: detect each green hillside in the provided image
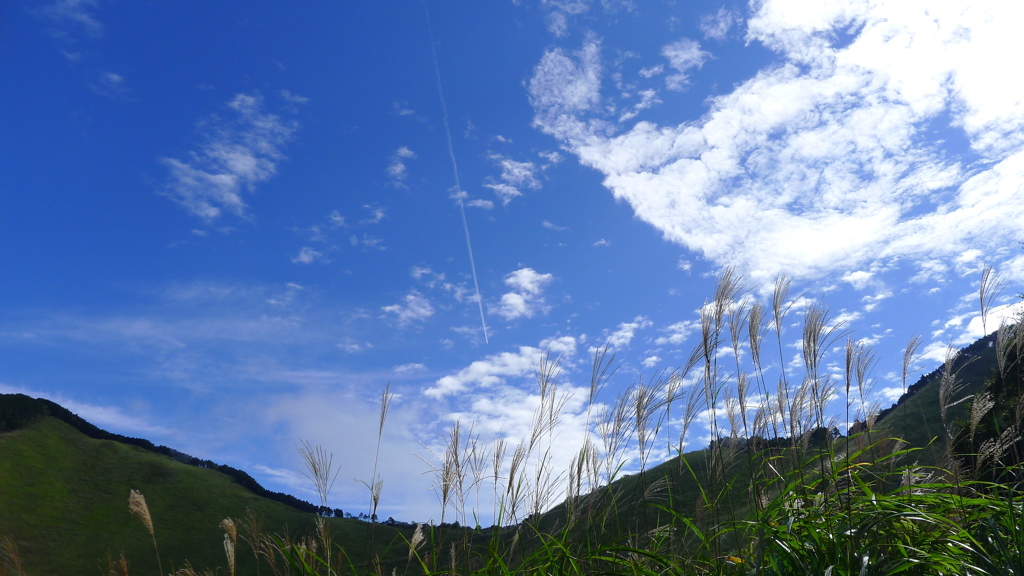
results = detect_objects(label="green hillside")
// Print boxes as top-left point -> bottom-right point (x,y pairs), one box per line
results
871,333 -> 999,464
0,403 -> 413,575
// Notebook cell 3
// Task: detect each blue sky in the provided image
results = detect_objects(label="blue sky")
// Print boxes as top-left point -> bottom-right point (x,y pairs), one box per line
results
3,0 -> 1024,523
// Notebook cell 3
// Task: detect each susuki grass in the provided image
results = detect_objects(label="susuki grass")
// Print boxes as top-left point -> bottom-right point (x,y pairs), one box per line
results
5,267 -> 1023,576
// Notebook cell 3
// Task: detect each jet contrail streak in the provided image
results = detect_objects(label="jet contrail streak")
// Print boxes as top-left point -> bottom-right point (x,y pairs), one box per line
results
422,0 -> 489,344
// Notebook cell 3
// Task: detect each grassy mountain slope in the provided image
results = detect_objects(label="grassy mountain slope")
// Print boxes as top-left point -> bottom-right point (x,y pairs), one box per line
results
528,332 -> 1003,545
0,412 -> 411,575
872,333 -> 998,463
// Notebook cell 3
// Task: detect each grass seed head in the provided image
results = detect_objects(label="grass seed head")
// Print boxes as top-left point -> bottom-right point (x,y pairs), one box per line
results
128,489 -> 154,536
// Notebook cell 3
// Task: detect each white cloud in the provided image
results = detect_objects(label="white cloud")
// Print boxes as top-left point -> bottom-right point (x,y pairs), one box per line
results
328,210 -> 346,227
161,93 -> 297,222
661,38 -> 709,91
540,0 -> 592,36
539,150 -> 564,164
279,90 -> 310,105
484,153 -> 542,205
362,206 -> 386,225
350,234 -> 385,250
606,315 -> 651,349
639,65 -> 664,78
490,268 -> 555,321
382,291 -> 435,327
506,267 -> 553,296
90,70 -> 129,99
593,238 -> 610,247
642,355 -> 662,368
387,147 -> 416,186
842,270 -> 873,290
394,363 -> 427,374
291,247 -> 325,264
425,335 -> 578,398
699,7 -> 740,41
542,220 -> 569,231
337,338 -> 371,353
392,101 -> 415,116
467,199 -> 495,210
655,320 -> 699,346
40,0 -> 103,37
527,4 -> 1024,285
528,37 -> 602,122
620,88 -> 663,122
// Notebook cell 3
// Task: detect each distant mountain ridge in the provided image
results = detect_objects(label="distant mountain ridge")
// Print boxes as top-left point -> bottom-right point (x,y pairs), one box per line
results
0,392 -> 321,515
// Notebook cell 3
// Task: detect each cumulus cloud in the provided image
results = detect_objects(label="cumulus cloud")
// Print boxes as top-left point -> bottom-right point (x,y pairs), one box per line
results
642,355 -> 662,368
425,335 -> 577,398
490,268 -> 555,321
528,37 -> 603,123
527,3 -> 1024,286
161,93 -> 297,222
382,291 -> 435,327
842,270 -> 874,290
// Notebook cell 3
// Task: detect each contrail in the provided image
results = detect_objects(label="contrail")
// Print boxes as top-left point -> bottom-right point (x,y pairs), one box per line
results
422,0 -> 489,344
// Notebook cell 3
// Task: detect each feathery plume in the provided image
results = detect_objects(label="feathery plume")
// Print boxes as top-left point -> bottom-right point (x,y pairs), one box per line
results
128,489 -> 162,576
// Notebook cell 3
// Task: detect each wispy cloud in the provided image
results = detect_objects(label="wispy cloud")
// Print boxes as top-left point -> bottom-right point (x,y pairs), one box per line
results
361,205 -> 386,225
382,291 -> 435,327
279,90 -> 310,105
39,0 -> 103,38
394,362 -> 427,374
484,153 -> 542,205
90,70 -> 129,99
490,268 -> 555,321
387,146 -> 416,187
161,92 -> 298,222
699,7 -> 740,41
540,0 -> 592,37
606,315 -> 651,349
661,38 -> 708,91
292,247 -> 326,264
655,320 -> 699,346
528,4 -> 1024,286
